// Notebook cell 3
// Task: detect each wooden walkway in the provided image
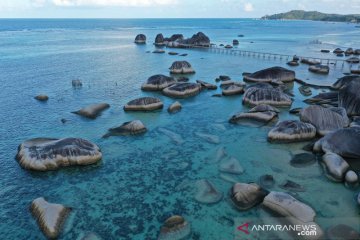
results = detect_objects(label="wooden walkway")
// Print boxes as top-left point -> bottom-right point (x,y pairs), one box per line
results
181,44 -> 360,70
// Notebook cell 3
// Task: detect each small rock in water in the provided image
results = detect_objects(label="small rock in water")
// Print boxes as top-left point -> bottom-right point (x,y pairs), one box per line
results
61,118 -> 67,124
102,120 -> 147,138
290,153 -> 316,167
259,174 -> 275,189
72,103 -> 110,119
168,51 -> 179,55
72,79 -> 82,88
34,94 -> 49,101
279,180 -> 305,192
299,85 -> 312,96
345,170 -> 358,188
158,215 -> 191,240
219,157 -> 244,175
30,197 -> 71,239
194,179 -> 223,204
168,101 -> 182,113
289,107 -> 302,115
194,132 -> 220,144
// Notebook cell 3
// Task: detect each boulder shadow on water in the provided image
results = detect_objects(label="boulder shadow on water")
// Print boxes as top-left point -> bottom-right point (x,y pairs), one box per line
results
194,179 -> 223,204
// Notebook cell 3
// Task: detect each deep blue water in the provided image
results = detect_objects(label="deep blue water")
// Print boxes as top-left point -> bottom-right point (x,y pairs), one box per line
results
0,19 -> 359,239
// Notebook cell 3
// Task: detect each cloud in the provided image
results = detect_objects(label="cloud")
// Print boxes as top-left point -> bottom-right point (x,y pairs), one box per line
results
244,2 -> 253,12
52,0 -> 177,7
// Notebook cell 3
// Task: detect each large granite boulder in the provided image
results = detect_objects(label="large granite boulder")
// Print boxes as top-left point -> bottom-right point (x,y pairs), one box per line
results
180,32 -> 210,47
72,103 -> 110,119
263,192 -> 323,239
134,34 -> 146,44
339,79 -> 360,116
314,127 -> 360,159
31,197 -> 71,239
158,215 -> 191,240
141,74 -> 176,91
103,120 -> 147,138
222,84 -> 244,96
169,61 -> 195,74
242,83 -> 292,107
268,120 -> 316,143
230,183 -> 268,210
16,138 -> 102,171
163,83 -> 201,98
332,75 -> 360,89
124,97 -> 163,111
243,67 -> 295,83
322,152 -> 349,182
300,106 -> 349,136
154,33 -> 165,46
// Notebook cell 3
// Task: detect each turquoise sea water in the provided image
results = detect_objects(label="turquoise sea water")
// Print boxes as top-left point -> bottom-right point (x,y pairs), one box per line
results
0,19 -> 359,239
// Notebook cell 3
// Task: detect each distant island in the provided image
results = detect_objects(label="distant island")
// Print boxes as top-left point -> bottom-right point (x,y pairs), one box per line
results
262,10 -> 360,23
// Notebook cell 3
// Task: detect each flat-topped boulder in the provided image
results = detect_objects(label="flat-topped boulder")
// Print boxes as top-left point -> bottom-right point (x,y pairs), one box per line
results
230,105 -> 278,125
314,127 -> 360,159
158,215 -> 191,240
300,105 -> 349,136
124,97 -> 163,111
141,74 -> 176,91
268,120 -> 316,143
31,197 -> 71,239
230,183 -> 268,210
242,83 -> 292,107
16,138 -> 102,171
163,82 -> 201,98
196,80 -> 217,90
222,84 -> 244,96
103,120 -> 147,138
332,75 -> 360,89
243,67 -> 295,83
169,61 -> 195,74
134,34 -> 146,44
73,103 -> 110,119
262,192 -> 323,239
339,79 -> 360,116
309,64 -> 329,74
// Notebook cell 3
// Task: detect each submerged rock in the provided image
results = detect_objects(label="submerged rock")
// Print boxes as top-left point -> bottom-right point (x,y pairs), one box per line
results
134,34 -> 146,44
339,79 -> 360,116
169,61 -> 195,74
309,64 -> 330,74
222,84 -> 244,96
279,180 -> 305,192
103,120 -> 147,138
34,94 -> 49,101
290,153 -> 316,167
268,120 -> 316,143
158,128 -> 184,145
168,101 -> 182,113
153,49 -> 165,54
73,103 -> 110,119
194,179 -> 223,204
195,132 -> 220,144
287,61 -> 299,66
196,80 -> 217,90
72,79 -> 82,88
301,59 -> 321,65
124,97 -> 163,111
16,138 -> 102,171
158,215 -> 191,240
141,74 -> 176,91
259,174 -> 275,189
326,224 -> 360,240
230,183 -> 268,210
30,197 -> 71,239
322,153 -> 349,182
314,127 -> 360,159
219,157 -> 244,174
242,83 -> 292,107
162,83 -> 201,98
243,67 -> 295,83
300,105 -> 349,136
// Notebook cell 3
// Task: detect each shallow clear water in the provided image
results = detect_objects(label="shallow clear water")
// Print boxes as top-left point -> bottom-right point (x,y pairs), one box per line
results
0,19 -> 359,239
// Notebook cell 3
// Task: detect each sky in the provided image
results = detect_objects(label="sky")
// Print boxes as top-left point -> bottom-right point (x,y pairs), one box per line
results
0,0 -> 360,18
